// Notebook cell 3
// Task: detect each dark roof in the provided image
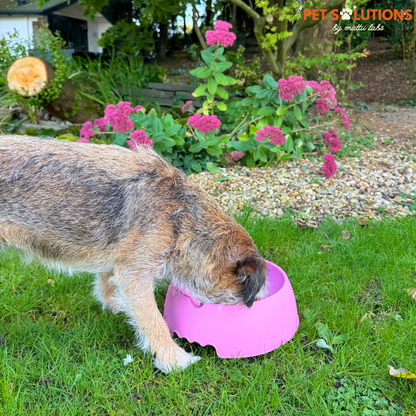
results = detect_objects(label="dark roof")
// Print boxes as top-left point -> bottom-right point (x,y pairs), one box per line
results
0,0 -> 113,24
0,0 -> 78,14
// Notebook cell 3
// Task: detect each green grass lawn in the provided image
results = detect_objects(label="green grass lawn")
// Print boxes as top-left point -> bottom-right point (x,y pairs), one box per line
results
1,212 -> 415,415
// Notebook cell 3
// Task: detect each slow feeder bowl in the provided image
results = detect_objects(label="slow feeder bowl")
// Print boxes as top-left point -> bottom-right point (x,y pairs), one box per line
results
163,260 -> 299,358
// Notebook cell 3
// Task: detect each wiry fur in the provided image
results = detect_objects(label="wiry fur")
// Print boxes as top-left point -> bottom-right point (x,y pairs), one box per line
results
0,135 -> 268,373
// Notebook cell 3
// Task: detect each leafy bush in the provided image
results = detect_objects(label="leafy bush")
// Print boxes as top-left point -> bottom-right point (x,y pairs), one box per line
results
226,73 -> 350,177
285,41 -> 365,99
97,21 -> 156,56
225,45 -> 269,94
70,50 -> 167,107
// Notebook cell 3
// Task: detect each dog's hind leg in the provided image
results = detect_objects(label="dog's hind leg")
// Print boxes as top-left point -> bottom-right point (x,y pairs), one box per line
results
93,271 -> 122,314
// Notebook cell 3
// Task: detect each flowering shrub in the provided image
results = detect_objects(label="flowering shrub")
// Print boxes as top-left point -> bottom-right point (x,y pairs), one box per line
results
75,20 -> 350,181
76,101 -> 186,154
226,73 -> 350,177
189,20 -> 236,115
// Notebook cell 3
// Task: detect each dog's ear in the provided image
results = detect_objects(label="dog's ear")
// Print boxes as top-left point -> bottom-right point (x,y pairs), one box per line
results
236,257 -> 266,308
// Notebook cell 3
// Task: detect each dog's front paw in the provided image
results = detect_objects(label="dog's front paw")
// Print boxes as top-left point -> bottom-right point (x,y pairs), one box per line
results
153,344 -> 201,374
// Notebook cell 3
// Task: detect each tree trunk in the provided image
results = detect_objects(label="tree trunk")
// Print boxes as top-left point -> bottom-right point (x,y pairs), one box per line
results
7,56 -> 103,123
193,5 -> 207,50
295,2 -> 335,57
159,22 -> 168,60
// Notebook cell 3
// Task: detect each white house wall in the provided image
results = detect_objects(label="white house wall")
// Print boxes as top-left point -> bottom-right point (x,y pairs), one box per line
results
0,15 -> 42,47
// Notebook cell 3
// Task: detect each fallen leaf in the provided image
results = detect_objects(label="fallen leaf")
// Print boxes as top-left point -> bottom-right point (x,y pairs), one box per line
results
295,218 -> 318,229
12,283 -> 16,293
224,153 -> 236,165
393,195 -> 402,203
321,244 -> 330,252
316,338 -> 333,352
406,287 -> 416,300
388,365 -> 416,379
342,230 -> 350,240
124,354 -> 133,366
47,279 -> 55,287
359,313 -> 368,324
355,216 -> 365,226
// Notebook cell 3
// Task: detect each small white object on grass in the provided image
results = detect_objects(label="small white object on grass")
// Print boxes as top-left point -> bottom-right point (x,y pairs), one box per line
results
123,354 -> 133,366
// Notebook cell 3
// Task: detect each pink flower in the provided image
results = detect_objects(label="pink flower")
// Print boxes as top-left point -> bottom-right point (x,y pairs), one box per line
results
104,102 -> 134,134
305,81 -> 321,92
316,98 -> 331,115
188,114 -> 221,134
322,153 -> 338,178
93,117 -> 107,134
230,151 -> 244,161
134,105 -> 144,112
334,107 -> 350,130
181,101 -> 194,113
319,80 -> 337,108
79,121 -> 94,140
128,129 -> 153,150
322,129 -> 342,152
214,21 -> 233,31
77,137 -> 89,143
255,125 -> 286,145
205,30 -> 236,47
278,76 -> 306,102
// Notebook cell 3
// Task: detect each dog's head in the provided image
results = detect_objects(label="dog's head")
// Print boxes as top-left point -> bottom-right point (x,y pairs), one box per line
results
172,219 -> 268,307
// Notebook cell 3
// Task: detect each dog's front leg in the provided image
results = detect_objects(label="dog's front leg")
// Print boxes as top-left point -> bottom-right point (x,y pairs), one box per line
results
115,268 -> 200,373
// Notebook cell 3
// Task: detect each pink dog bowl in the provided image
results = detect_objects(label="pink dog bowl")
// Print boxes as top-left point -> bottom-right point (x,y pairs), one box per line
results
163,260 -> 299,358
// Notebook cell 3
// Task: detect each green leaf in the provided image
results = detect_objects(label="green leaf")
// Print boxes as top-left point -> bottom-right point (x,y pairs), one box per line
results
152,118 -> 163,135
198,67 -> 212,78
191,162 -> 202,173
245,153 -> 255,168
113,132 -> 128,146
206,161 -> 222,173
207,78 -> 217,95
253,147 -> 261,161
213,61 -> 233,72
259,147 -> 268,163
315,323 -> 333,343
332,334 -> 349,345
247,85 -> 263,95
206,146 -> 222,156
294,106 -> 303,121
274,116 -> 283,128
225,76 -> 236,85
216,101 -> 227,111
264,152 -> 276,168
276,105 -> 288,116
263,74 -> 278,89
216,87 -> 228,100
213,72 -> 228,85
281,127 -> 293,135
213,176 -> 232,181
304,141 -> 315,152
230,141 -> 256,151
165,124 -> 182,137
172,136 -> 185,146
256,89 -> 269,99
193,84 -> 208,97
278,153 -> 293,162
241,97 -> 254,107
201,49 -> 214,65
258,107 -> 275,116
219,134 -> 230,144
152,132 -> 166,143
189,142 -> 203,153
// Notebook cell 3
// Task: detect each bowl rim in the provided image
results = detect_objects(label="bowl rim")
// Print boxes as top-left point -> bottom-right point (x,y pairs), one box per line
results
176,260 -> 288,307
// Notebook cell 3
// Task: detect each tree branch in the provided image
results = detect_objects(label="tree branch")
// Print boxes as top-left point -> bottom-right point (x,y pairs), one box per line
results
284,0 -> 345,52
193,5 -> 207,50
228,0 -> 262,23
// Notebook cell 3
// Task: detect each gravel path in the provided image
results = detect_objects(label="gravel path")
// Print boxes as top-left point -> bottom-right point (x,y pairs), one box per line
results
190,108 -> 416,222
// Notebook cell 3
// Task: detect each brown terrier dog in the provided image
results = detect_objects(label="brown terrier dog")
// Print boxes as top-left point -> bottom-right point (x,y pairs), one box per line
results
0,135 -> 267,373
